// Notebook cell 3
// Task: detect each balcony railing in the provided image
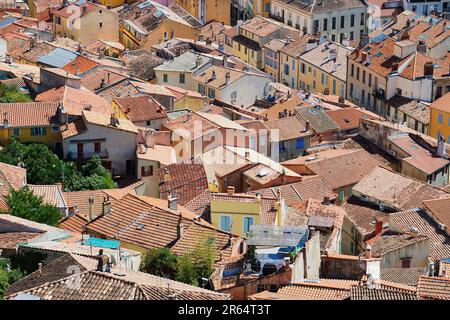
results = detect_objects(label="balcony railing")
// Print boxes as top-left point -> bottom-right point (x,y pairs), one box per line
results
269,13 -> 284,23
69,150 -> 109,161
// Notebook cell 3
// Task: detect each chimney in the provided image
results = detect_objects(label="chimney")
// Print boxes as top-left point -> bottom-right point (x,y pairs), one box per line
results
437,132 -> 446,158
222,55 -> 227,67
306,38 -> 318,52
392,61 -> 400,73
3,112 -> 8,128
361,51 -> 367,62
227,186 -> 235,196
110,114 -> 118,126
102,195 -> 111,215
211,70 -> 217,80
225,71 -> 230,85
365,244 -> 372,259
375,219 -> 383,235
38,262 -> 43,276
96,249 -> 104,272
423,61 -> 434,77
185,111 -> 192,122
168,195 -> 178,210
88,196 -> 94,221
177,220 -> 185,239
305,120 -> 310,132
322,196 -> 330,205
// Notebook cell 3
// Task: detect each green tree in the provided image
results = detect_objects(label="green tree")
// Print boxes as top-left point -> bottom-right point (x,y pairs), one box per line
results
0,84 -> 32,103
176,253 -> 197,286
64,156 -> 117,191
3,186 -> 62,226
0,269 -> 8,299
192,236 -> 216,284
140,248 -> 178,279
0,139 -> 117,191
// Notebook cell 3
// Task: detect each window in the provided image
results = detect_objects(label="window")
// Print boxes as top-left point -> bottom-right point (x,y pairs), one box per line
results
323,18 -> 328,31
356,67 -> 360,80
331,34 -> 336,42
269,284 -> 277,292
423,5 -> 428,15
243,217 -> 254,233
12,128 -> 20,136
401,258 -> 411,269
52,126 -> 59,133
349,83 -> 354,98
362,70 -> 366,84
56,16 -> 61,25
300,63 -> 306,74
163,74 -> 168,82
321,73 -> 325,85
360,12 -> 365,26
220,216 -> 231,232
141,165 -> 153,177
340,33 -> 344,43
350,14 -> 355,27
31,127 -> 45,136
367,93 -> 371,107
351,64 -> 354,77
284,63 -> 289,75
368,73 -> 372,87
350,31 -> 354,40
164,32 -> 168,40
438,114 -> 443,124
332,17 -> 336,30
361,89 -> 365,105
257,284 -> 265,293
208,88 -> 215,99
340,16 -> 345,28
396,88 -> 402,96
313,80 -> 316,90
179,73 -> 185,84
332,79 -> 337,95
95,142 -> 101,153
313,20 -> 319,33
296,138 -> 304,149
99,22 -> 103,28
279,141 -> 286,152
99,10 -> 102,13
198,84 -> 205,94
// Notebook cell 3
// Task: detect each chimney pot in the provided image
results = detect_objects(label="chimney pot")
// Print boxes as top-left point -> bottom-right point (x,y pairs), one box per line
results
168,196 -> 178,210
375,220 -> 383,235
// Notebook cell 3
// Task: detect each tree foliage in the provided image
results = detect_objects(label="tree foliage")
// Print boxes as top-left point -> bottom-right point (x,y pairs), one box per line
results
127,54 -> 164,80
0,84 -> 32,103
176,253 -> 197,286
0,138 -> 117,191
3,186 -> 63,226
0,257 -> 24,300
140,248 -> 178,279
141,236 -> 216,288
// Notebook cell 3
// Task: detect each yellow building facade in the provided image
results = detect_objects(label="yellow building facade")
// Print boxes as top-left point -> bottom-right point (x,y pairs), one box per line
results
429,93 -> 450,143
174,0 -> 231,25
0,126 -> 62,150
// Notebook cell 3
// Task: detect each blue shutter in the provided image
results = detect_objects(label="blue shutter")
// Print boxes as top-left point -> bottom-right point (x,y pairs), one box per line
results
220,216 -> 231,232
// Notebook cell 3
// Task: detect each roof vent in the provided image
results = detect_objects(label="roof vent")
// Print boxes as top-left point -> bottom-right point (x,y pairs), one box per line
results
257,168 -> 269,177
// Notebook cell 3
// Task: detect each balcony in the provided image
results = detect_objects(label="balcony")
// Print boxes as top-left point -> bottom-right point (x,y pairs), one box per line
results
372,88 -> 385,100
269,13 -> 284,23
69,149 -> 109,161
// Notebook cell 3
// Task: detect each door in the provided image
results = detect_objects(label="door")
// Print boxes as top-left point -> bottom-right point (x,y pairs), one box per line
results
77,143 -> 83,160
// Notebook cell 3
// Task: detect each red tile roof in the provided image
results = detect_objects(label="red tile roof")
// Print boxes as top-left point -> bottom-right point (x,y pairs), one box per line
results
156,164 -> 209,206
0,102 -> 59,127
417,276 -> 450,300
62,55 -> 99,75
430,92 -> 450,113
113,96 -> 168,122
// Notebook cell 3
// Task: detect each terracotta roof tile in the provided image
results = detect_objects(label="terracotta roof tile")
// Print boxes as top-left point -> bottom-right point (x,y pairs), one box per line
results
417,276 -> 450,300
156,164 -> 209,206
249,175 -> 336,205
0,162 -> 27,197
423,198 -> 450,231
430,92 -> 450,113
389,209 -> 450,262
86,193 -> 196,251
342,198 -> 390,236
59,213 -> 87,234
380,267 -> 428,286
0,102 -> 59,127
0,232 -> 41,250
352,167 -> 450,211
114,96 -> 168,122
61,55 -> 99,75
257,94 -> 310,121
350,286 -> 418,300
